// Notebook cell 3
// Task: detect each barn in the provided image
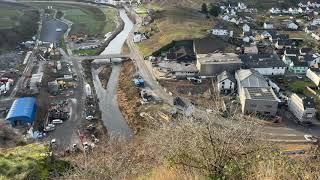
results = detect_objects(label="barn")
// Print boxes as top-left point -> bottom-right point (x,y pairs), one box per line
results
6,97 -> 37,126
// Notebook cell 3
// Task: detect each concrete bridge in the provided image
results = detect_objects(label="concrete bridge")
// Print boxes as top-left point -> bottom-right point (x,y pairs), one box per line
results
73,54 -> 130,61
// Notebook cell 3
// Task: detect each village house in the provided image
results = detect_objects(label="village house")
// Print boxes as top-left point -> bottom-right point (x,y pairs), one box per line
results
300,47 -> 313,55
275,39 -> 295,49
287,22 -> 299,30
217,70 -> 236,93
244,45 -> 259,54
284,48 -> 300,57
288,94 -> 317,123
269,7 -> 281,14
196,53 -> 242,76
133,32 -> 147,43
306,68 -> 320,86
242,24 -> 250,32
305,25 -> 318,34
235,69 -> 279,116
212,27 -> 233,37
282,55 -> 309,74
240,53 -> 286,75
264,21 -> 274,29
158,62 -> 198,79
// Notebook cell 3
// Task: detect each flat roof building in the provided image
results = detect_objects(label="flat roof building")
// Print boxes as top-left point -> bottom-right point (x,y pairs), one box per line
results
6,97 -> 37,126
235,69 -> 279,116
196,53 -> 242,76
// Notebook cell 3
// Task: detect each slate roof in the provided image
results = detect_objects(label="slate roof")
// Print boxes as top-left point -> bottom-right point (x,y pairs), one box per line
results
285,48 -> 300,55
240,54 -> 286,68
217,70 -> 236,83
277,39 -> 294,46
290,56 -> 309,66
300,48 -> 313,54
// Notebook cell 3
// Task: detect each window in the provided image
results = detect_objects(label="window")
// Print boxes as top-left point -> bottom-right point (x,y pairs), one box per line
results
222,82 -> 225,85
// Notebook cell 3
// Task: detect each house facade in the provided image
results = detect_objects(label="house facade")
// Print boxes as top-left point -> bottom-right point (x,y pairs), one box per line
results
288,94 -> 317,123
282,55 -> 309,74
240,54 -> 286,75
196,53 -> 242,76
306,68 -> 320,86
287,22 -> 299,30
264,22 -> 274,29
217,71 -> 236,93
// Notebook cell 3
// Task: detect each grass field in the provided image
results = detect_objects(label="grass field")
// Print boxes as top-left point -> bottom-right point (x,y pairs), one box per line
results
0,9 -> 23,29
137,7 -> 211,56
0,3 -> 39,52
0,143 -> 70,179
28,3 -> 117,36
73,48 -> 99,55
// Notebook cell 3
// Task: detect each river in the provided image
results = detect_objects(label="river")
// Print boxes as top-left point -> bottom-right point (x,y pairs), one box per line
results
101,9 -> 134,55
93,9 -> 134,138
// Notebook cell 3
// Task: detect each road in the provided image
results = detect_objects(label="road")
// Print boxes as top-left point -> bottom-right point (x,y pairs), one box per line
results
45,48 -> 86,148
123,6 -> 320,142
125,7 -> 173,104
14,0 -> 320,142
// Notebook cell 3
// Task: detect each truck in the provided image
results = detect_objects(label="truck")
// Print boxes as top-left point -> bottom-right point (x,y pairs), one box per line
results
133,76 -> 145,87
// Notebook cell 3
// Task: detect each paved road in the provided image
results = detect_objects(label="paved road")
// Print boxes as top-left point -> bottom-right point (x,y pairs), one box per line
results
125,7 -> 173,104
124,7 -> 320,142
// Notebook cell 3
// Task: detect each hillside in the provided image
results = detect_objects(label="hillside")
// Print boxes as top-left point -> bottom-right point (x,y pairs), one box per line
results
0,143 -> 70,179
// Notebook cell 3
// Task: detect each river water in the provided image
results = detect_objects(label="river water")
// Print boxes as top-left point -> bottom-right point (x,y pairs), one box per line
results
101,9 -> 134,55
93,9 -> 134,138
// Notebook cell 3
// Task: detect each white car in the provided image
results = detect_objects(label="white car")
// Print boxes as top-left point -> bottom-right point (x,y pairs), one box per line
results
47,124 -> 55,128
44,126 -> 55,132
86,115 -> 93,120
52,119 -> 63,124
304,135 -> 317,142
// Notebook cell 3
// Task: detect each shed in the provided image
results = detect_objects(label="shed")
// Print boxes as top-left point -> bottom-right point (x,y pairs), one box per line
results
6,97 -> 37,126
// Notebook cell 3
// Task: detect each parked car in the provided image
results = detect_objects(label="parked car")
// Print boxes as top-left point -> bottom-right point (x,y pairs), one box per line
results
52,119 -> 63,124
44,126 -> 55,132
47,123 -> 55,128
304,134 -> 317,142
86,115 -> 93,121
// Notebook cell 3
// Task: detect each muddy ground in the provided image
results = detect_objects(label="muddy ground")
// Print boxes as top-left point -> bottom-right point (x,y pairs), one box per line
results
98,65 -> 112,89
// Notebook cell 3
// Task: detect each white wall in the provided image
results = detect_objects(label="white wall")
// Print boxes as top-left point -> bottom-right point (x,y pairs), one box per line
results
218,79 -> 235,92
306,69 -> 320,86
254,67 -> 286,75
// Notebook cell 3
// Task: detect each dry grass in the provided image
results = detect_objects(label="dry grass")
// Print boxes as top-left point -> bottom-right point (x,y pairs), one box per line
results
63,116 -> 320,179
117,60 -> 142,134
138,7 -> 212,56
